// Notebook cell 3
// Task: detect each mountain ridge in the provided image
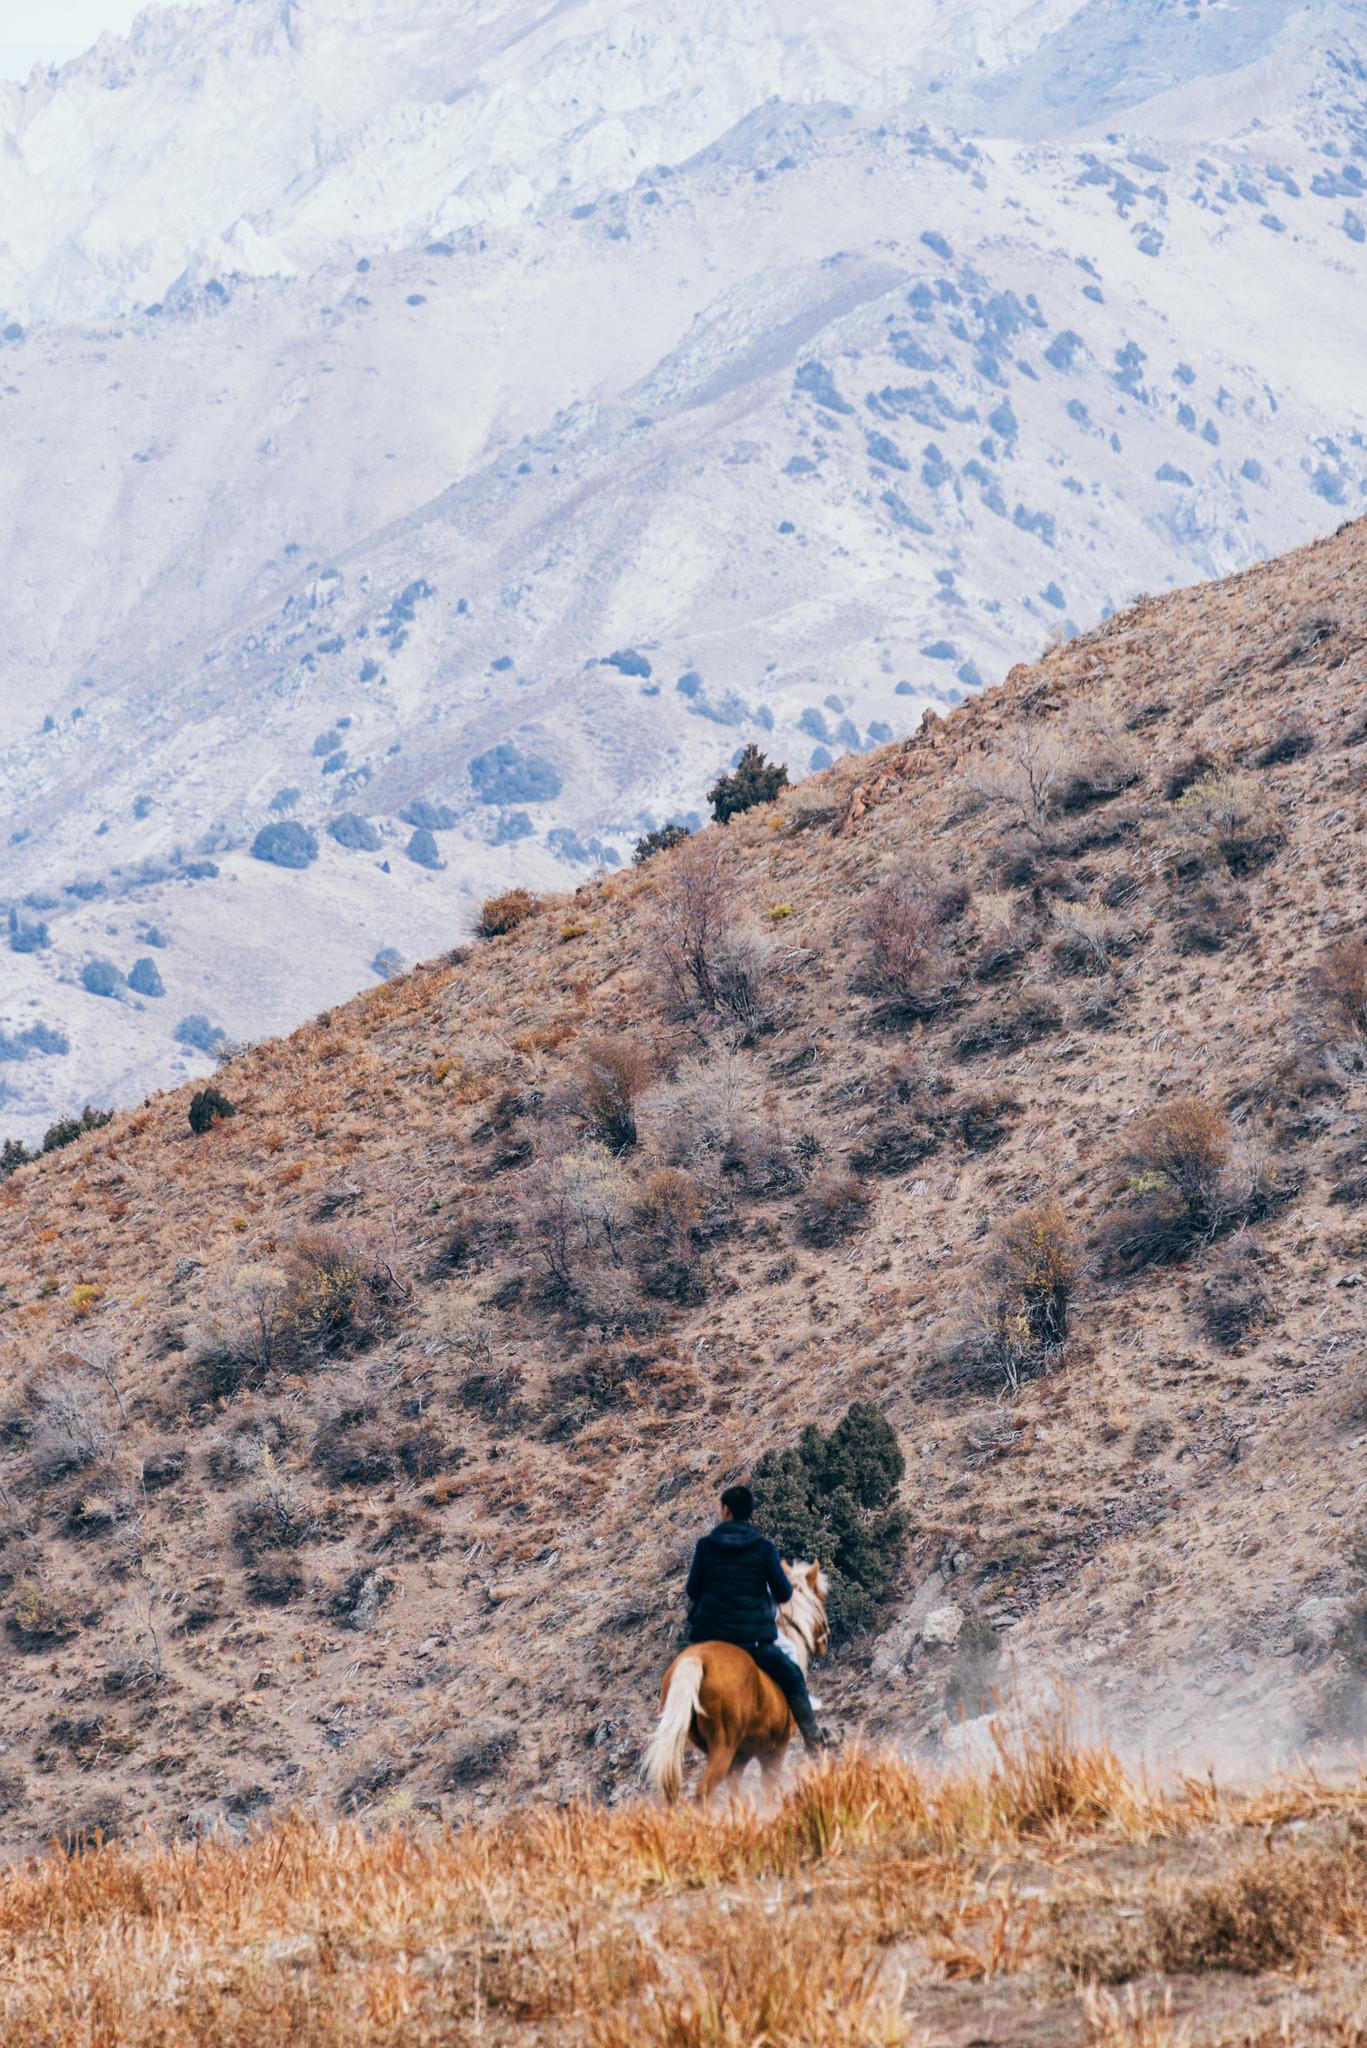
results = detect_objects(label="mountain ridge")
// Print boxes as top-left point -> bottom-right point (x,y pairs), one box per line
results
2,0 -> 1365,1140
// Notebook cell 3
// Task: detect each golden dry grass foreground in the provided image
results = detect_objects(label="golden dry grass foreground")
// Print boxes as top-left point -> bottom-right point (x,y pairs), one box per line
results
0,516 -> 1364,1883
4,1728 -> 1367,2048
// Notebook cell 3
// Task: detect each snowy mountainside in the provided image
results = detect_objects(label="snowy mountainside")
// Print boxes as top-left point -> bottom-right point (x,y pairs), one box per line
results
1,0 -> 1366,1139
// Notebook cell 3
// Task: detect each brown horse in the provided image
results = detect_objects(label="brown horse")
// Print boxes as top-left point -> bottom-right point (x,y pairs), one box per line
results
644,1562 -> 830,1802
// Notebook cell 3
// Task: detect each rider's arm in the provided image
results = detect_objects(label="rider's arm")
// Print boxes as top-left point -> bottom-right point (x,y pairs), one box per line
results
763,1542 -> 794,1606
684,1539 -> 706,1604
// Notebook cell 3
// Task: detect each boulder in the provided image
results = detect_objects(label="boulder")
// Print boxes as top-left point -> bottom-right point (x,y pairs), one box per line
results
1292,1595 -> 1349,1658
920,1603 -> 965,1648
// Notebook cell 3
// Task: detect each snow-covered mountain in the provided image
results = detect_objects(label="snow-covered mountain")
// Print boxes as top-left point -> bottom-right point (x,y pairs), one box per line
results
2,0 -> 1365,1138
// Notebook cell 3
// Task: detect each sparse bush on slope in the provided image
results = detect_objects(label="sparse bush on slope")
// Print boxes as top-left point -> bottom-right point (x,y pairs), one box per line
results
945,1196 -> 1080,1391
251,819 -> 318,869
855,870 -> 968,1019
478,888 -> 536,936
1310,935 -> 1367,1038
649,834 -> 778,1036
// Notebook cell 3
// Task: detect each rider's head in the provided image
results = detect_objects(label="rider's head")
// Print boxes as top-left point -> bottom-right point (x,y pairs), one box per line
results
719,1483 -> 753,1523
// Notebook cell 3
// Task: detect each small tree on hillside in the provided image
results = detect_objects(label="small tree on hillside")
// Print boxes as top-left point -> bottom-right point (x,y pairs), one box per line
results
633,822 -> 691,864
752,1402 -> 908,1641
708,745 -> 788,824
188,1086 -> 236,1135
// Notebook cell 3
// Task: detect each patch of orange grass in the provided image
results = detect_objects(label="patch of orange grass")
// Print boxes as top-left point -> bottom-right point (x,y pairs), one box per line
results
0,1729 -> 1204,2048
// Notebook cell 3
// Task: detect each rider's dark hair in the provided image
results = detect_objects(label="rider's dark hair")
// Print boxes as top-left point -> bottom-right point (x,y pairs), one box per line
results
720,1483 -> 754,1521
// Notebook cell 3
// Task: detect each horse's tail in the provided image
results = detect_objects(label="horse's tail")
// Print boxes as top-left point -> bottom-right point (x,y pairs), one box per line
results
645,1654 -> 705,1803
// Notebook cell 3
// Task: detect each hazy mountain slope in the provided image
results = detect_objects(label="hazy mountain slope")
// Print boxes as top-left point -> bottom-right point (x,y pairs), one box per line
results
2,0 -> 1366,1140
0,520 -> 1363,1856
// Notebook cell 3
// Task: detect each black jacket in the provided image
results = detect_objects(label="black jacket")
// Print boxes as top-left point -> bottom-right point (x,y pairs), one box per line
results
685,1520 -> 792,1645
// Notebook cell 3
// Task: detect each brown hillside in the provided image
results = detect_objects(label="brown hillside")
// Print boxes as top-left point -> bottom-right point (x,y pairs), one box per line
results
1,519 -> 1364,1856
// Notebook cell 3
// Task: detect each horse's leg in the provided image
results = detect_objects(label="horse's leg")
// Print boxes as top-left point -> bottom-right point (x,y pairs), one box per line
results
725,1754 -> 751,1802
758,1745 -> 788,1800
698,1739 -> 738,1803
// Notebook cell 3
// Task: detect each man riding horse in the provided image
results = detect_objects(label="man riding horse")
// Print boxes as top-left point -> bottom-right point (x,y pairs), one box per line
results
684,1484 -> 830,1752
645,1483 -> 832,1801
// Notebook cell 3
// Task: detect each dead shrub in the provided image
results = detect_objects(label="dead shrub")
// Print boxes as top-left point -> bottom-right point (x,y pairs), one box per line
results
233,1448 -> 324,1556
574,1037 -> 655,1153
1050,901 -> 1147,977
1176,771 -> 1283,874
246,1564 -> 305,1606
1328,1135 -> 1367,1209
518,1145 -> 632,1303
795,1172 -> 871,1248
850,1114 -> 944,1176
1053,731 -> 1143,814
982,1198 -> 1079,1386
854,874 -> 964,1019
1270,609 -> 1338,670
26,1370 -> 115,1484
650,834 -> 776,1035
1164,748 -> 1217,800
478,888 -> 536,937
1104,1097 -> 1293,1273
456,1353 -> 525,1421
445,1729 -> 518,1788
312,1404 -> 397,1486
640,1052 -> 799,1195
634,1166 -> 710,1303
967,729 -> 1065,840
1140,1840 -> 1361,1976
972,891 -> 1032,981
284,1230 -> 402,1364
1310,936 -> 1367,1038
544,1345 -> 685,1434
10,1574 -> 83,1648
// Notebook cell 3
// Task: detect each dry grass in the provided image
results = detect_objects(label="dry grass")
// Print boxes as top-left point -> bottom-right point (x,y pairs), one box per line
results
1,1732 -> 1365,2046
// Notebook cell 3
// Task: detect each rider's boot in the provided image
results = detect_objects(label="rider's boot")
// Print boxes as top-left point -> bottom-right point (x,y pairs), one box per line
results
791,1694 -> 834,1754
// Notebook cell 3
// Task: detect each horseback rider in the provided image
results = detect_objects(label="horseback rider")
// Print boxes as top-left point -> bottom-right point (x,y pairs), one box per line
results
684,1483 -> 831,1751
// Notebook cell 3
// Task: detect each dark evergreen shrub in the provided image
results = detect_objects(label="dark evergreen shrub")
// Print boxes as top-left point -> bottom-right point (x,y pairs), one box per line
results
405,826 -> 443,869
752,1402 -> 908,1641
468,742 -> 562,805
188,1086 -> 236,1135
80,957 -> 124,999
127,957 -> 165,998
1,1137 -> 31,1179
40,1106 -> 113,1155
400,798 -> 457,832
633,822 -> 691,864
328,813 -> 381,852
251,820 -> 318,869
8,916 -> 49,953
707,744 -> 789,824
174,1014 -> 227,1055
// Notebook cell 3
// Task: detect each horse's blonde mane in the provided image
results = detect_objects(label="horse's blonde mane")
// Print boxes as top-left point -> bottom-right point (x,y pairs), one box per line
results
777,1560 -> 829,1671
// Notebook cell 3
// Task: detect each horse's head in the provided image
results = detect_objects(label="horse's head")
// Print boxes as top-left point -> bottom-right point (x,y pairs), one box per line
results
780,1560 -> 831,1664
